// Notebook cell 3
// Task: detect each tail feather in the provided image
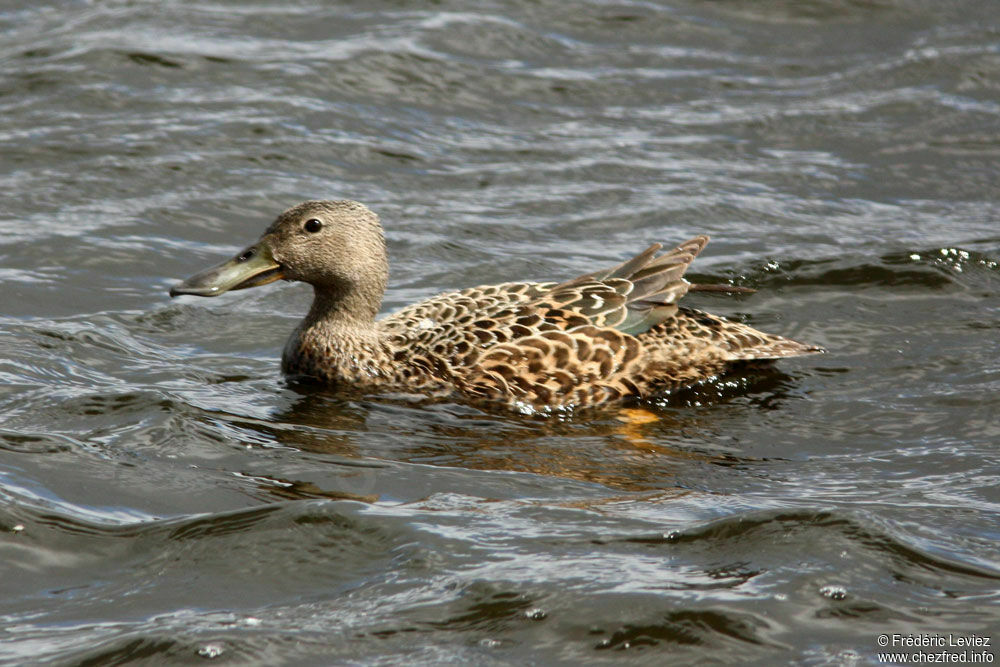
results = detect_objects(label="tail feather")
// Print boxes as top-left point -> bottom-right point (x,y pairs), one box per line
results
730,336 -> 825,361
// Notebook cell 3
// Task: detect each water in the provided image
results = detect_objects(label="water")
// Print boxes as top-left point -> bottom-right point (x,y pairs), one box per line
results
2,1 -> 999,664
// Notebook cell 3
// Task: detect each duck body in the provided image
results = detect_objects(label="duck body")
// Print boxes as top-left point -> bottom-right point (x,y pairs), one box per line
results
171,201 -> 822,411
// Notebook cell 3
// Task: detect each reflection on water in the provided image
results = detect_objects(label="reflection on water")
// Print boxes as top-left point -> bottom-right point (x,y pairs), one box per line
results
2,0 -> 1000,663
254,367 -> 808,496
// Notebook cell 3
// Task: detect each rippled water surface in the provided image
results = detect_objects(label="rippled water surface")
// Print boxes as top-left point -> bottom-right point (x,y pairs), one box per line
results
3,1 -> 1000,664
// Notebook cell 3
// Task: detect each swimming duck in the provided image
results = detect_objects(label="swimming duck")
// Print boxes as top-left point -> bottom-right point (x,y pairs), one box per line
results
170,200 -> 822,410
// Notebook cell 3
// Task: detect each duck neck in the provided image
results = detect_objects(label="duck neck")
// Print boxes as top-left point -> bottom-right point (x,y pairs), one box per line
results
306,284 -> 380,331
282,284 -> 390,382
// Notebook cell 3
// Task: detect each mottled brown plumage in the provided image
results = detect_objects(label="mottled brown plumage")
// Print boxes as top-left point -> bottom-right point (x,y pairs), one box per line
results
171,200 -> 823,412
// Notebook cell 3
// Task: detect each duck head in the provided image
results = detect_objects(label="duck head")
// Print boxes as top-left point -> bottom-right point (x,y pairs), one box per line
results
170,200 -> 389,319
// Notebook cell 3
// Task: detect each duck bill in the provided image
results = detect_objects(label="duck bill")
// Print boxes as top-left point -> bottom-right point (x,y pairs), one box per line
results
169,242 -> 283,297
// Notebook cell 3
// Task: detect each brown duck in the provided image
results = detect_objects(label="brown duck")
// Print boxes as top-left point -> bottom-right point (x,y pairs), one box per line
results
170,201 -> 823,412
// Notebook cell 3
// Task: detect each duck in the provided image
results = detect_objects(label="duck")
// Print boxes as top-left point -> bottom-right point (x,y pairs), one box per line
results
170,200 -> 823,411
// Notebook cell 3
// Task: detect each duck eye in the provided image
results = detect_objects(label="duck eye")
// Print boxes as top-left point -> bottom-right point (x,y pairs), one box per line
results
304,218 -> 323,233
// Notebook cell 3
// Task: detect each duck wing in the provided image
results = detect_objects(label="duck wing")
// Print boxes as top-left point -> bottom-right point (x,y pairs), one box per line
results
531,235 -> 717,335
